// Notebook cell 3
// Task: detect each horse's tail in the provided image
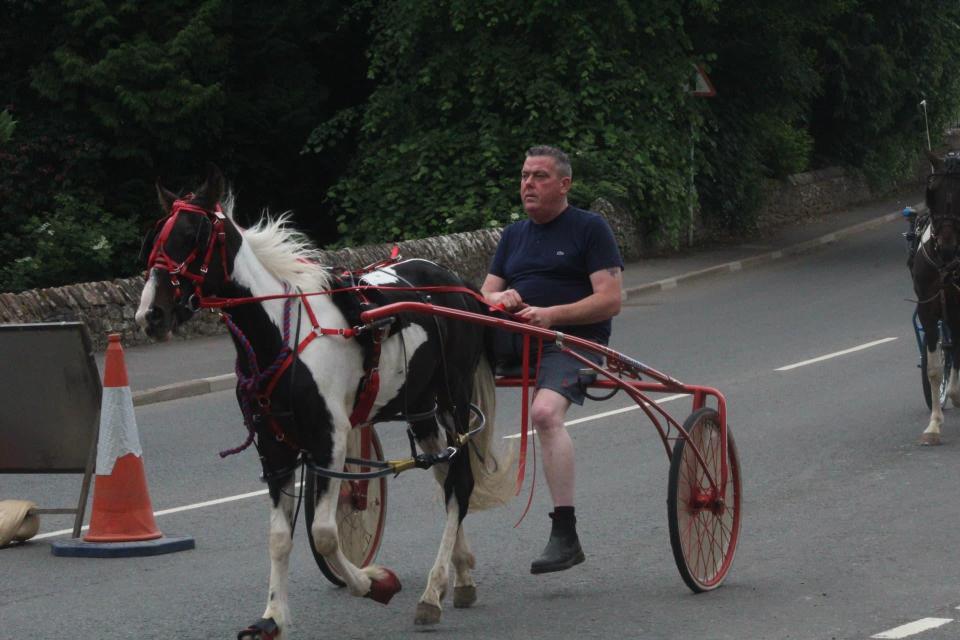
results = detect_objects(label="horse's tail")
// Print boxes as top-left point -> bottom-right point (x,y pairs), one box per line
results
467,354 -> 516,511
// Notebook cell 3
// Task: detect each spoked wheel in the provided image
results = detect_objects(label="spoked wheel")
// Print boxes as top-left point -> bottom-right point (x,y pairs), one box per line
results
305,425 -> 388,587
667,407 -> 741,593
920,333 -> 951,410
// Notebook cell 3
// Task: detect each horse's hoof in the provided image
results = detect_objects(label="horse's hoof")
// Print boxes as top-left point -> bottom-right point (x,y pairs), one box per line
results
453,585 -> 477,608
365,568 -> 402,605
414,602 -> 442,625
237,618 -> 279,640
919,432 -> 942,446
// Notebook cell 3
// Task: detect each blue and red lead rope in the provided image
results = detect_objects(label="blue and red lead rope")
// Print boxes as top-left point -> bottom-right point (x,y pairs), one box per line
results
219,290 -> 295,458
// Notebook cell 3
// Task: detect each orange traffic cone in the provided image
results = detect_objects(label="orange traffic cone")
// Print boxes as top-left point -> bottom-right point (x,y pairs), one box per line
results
52,333 -> 193,557
85,334 -> 161,541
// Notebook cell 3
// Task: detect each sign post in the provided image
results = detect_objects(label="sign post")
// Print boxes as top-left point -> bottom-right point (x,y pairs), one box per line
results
689,64 -> 716,246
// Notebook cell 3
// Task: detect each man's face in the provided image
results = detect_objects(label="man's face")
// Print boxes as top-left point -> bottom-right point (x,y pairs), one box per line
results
520,155 -> 570,222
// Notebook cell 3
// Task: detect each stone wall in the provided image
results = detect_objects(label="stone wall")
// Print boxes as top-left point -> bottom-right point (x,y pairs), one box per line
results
0,166 -> 876,351
0,229 -> 504,351
753,166 -> 873,228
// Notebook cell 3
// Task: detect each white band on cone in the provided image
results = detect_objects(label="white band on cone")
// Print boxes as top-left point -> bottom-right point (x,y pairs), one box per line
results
96,386 -> 143,475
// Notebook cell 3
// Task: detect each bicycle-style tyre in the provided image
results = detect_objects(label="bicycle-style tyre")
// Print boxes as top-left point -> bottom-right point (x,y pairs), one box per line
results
920,333 -> 951,410
667,407 -> 742,593
305,425 -> 388,587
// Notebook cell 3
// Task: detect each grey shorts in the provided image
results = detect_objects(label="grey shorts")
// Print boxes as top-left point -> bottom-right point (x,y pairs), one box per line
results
536,344 -> 603,405
495,331 -> 604,406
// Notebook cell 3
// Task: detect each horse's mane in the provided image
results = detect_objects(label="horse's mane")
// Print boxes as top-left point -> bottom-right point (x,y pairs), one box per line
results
222,192 -> 333,291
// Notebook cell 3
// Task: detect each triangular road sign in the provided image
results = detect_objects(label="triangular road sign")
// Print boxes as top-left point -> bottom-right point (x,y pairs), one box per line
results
691,64 -> 716,98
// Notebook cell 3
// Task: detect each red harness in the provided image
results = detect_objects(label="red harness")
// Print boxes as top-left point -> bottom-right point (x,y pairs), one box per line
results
146,198 -> 229,301
146,204 -> 516,454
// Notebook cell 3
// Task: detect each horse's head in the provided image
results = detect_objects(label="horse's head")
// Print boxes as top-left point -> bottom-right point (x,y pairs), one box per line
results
136,164 -> 238,340
925,150 -> 960,258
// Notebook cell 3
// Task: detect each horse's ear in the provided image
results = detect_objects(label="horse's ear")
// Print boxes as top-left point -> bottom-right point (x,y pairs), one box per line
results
194,163 -> 225,211
156,179 -> 179,214
927,149 -> 945,174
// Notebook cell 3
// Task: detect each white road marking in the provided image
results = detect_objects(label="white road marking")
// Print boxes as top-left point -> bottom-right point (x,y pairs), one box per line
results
33,484 -> 305,541
35,391 -> 690,539
871,617 -> 953,639
775,337 -> 898,371
503,393 -> 688,440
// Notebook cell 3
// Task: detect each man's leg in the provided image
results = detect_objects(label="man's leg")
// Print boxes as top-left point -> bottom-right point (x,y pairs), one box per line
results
529,388 -> 584,574
532,388 -> 575,506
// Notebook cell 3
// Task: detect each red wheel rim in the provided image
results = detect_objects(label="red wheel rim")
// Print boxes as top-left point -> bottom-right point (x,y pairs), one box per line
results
330,427 -> 387,574
676,418 -> 741,589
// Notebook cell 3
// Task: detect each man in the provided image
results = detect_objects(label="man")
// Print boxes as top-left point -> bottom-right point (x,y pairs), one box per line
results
481,145 -> 623,574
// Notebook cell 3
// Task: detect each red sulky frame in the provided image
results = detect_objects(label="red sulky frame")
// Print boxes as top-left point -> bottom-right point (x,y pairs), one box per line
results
360,301 -> 742,593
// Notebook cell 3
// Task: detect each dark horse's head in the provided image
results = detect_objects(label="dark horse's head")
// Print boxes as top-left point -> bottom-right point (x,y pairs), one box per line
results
135,164 -> 240,340
925,150 -> 960,259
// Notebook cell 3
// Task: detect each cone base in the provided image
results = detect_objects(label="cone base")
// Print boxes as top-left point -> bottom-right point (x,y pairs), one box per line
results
51,534 -> 195,558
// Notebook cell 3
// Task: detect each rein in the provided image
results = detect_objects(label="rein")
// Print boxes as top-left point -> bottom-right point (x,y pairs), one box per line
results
146,200 -> 520,482
206,268 -> 516,480
197,284 -> 498,311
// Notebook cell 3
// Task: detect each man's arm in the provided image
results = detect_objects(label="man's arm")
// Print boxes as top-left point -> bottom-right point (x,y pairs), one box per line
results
481,274 -> 525,311
514,267 -> 622,328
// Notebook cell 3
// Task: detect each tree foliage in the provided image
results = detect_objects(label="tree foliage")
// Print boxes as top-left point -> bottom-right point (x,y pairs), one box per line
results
0,0 -> 370,291
3,1 -> 960,292
309,0 -> 708,246
811,2 -> 960,189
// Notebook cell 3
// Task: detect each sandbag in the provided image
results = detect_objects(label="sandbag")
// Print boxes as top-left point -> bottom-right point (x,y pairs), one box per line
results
0,499 -> 40,547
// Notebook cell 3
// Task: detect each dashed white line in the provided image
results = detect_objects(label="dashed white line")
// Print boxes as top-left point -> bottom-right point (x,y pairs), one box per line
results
503,393 -> 687,440
871,617 -> 953,639
775,337 -> 898,371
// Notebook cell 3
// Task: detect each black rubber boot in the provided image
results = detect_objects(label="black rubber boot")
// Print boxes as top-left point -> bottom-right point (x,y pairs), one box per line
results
530,509 -> 585,575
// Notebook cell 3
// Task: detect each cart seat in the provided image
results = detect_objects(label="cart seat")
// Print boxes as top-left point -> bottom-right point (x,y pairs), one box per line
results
494,362 -> 597,385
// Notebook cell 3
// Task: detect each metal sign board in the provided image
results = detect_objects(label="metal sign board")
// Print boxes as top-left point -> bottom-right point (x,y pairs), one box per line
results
0,322 -> 100,472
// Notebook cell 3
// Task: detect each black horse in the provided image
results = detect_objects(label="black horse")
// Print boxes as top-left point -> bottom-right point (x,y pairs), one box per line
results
136,165 -> 514,637
911,150 -> 960,445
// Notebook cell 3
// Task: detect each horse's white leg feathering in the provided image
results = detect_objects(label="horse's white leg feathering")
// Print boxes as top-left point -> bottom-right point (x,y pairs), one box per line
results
922,344 -> 945,445
451,525 -> 477,608
262,475 -> 295,636
949,364 -> 960,407
309,419 -> 381,597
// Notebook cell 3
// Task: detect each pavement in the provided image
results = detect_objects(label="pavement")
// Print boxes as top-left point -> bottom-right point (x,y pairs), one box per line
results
108,187 -> 925,406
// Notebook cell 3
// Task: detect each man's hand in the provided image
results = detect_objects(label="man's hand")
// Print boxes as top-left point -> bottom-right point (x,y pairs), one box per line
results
487,288 -> 525,311
515,305 -> 553,328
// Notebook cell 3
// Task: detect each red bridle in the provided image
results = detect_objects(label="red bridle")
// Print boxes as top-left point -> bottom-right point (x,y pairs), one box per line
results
146,198 -> 230,303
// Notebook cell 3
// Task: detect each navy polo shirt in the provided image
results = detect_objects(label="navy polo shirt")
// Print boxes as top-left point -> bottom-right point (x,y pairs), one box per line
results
489,206 -> 624,343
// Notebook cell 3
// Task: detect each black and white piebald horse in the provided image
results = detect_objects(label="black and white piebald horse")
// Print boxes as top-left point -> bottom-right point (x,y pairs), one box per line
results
912,150 -> 960,445
136,166 -> 514,638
